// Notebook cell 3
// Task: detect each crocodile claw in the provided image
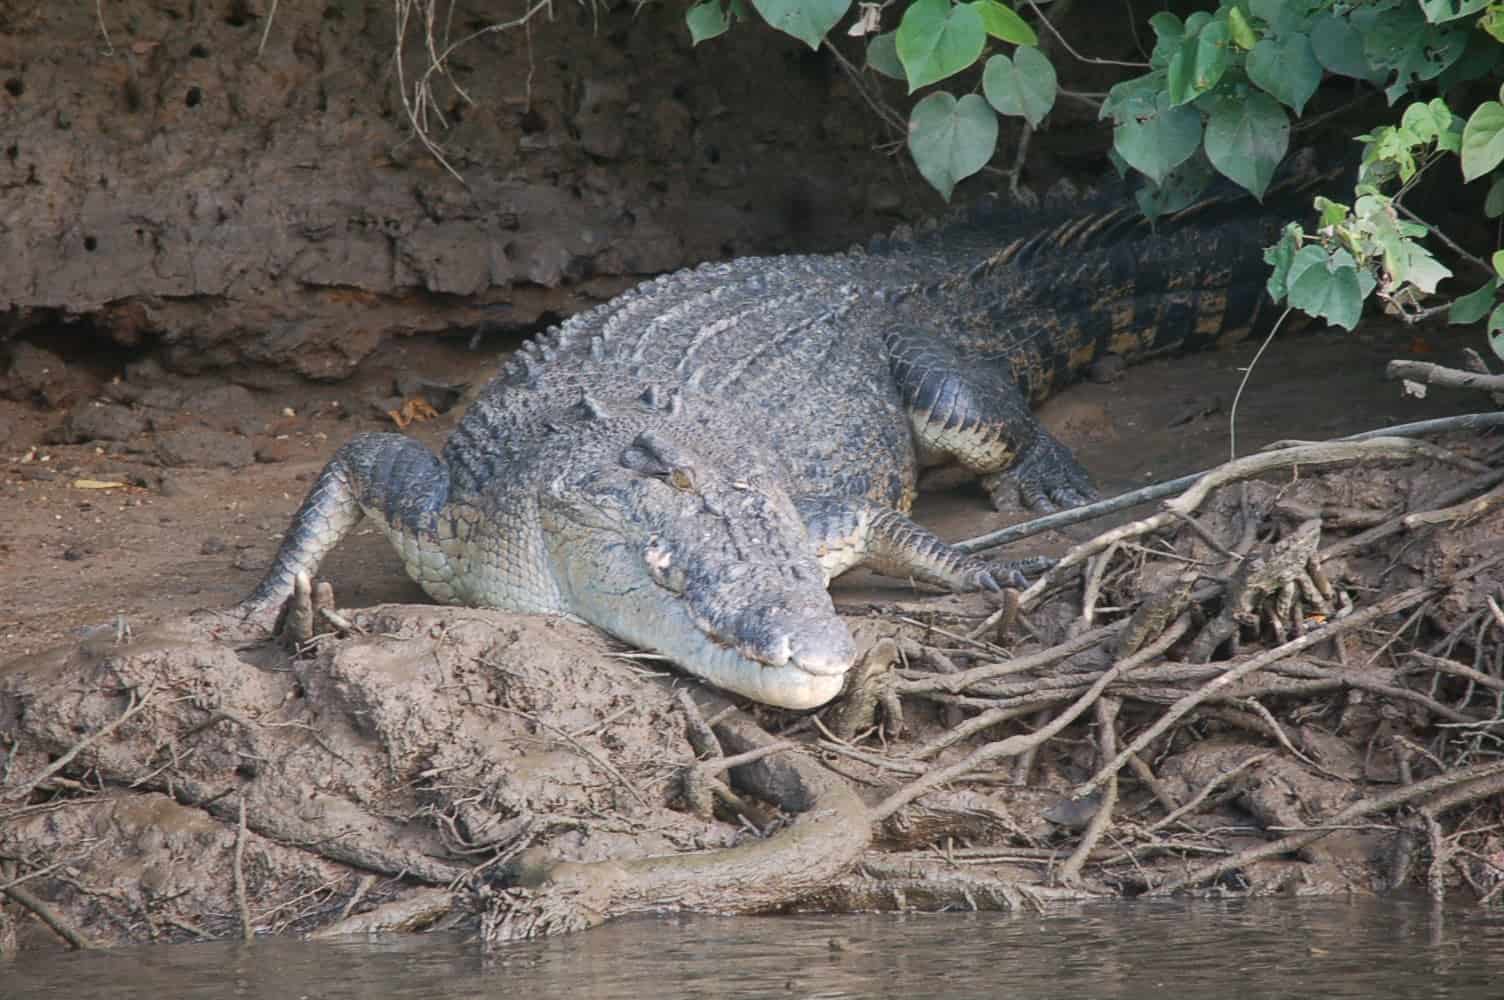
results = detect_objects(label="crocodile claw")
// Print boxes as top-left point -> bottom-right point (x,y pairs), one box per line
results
987,432 -> 1098,513
978,554 -> 1055,591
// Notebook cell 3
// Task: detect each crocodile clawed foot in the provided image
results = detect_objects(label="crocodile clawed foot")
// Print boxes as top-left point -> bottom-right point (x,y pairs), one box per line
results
986,433 -> 1099,513
278,573 -> 347,648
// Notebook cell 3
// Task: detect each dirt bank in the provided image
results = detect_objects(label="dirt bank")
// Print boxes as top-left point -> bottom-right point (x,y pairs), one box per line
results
0,0 -> 948,377
3,315 -> 1503,955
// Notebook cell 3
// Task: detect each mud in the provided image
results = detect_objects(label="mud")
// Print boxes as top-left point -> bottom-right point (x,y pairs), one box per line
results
0,0 -> 970,377
4,314 -> 1504,955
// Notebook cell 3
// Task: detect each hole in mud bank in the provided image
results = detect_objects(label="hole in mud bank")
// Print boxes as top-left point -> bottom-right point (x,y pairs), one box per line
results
83,236 -> 98,252
190,43 -> 210,58
4,78 -> 23,98
519,109 -> 546,134
12,318 -> 164,380
703,145 -> 720,165
225,1 -> 253,27
185,87 -> 202,108
5,144 -> 16,162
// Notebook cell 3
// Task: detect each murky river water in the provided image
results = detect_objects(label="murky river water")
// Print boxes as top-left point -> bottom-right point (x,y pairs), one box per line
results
6,897 -> 1504,999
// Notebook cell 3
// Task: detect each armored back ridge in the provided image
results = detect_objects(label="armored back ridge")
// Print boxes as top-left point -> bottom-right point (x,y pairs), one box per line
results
236,167 -> 1329,708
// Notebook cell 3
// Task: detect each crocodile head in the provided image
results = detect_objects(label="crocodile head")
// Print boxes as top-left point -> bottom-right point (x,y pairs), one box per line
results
540,428 -> 855,709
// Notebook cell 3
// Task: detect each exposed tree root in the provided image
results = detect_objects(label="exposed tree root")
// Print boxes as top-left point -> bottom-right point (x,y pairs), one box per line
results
481,711 -> 870,942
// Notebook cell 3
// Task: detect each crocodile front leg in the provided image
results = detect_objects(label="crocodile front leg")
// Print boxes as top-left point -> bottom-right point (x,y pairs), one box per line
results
884,329 -> 1098,512
235,432 -> 458,625
796,496 -> 1035,592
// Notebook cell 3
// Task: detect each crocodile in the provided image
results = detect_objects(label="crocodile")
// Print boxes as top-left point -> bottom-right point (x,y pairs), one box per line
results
236,177 -> 1314,709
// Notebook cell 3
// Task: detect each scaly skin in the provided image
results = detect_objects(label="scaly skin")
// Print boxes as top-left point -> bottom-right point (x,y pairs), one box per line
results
238,174 -> 1323,708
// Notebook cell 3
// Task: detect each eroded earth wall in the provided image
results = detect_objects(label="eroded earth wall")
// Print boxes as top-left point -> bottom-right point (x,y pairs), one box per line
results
0,0 -> 916,378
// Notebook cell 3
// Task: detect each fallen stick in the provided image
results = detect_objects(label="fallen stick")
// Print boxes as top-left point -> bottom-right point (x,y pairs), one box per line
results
1074,583 -> 1436,799
957,411 -> 1504,555
871,617 -> 1189,824
1386,360 -> 1504,395
1016,439 -> 1459,609
1149,759 -> 1504,896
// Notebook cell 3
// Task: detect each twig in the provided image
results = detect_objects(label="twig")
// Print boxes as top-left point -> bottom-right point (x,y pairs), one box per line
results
1146,752 -> 1273,834
1024,0 -> 1150,68
1,884 -> 95,950
1387,360 -> 1504,395
4,685 -> 153,802
235,794 -> 253,943
1075,584 -> 1436,799
1229,307 -> 1293,461
692,742 -> 795,778
1149,759 -> 1504,895
257,0 -> 280,57
872,616 -> 1189,823
1017,439 -> 1467,609
957,411 -> 1504,555
1059,697 -> 1120,886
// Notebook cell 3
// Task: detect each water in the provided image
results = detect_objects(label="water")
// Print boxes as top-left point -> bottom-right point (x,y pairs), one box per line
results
6,898 -> 1504,999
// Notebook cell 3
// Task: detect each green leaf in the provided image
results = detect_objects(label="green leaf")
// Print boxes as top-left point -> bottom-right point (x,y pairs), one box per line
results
908,91 -> 998,201
1309,13 -> 1376,80
1489,304 -> 1504,362
1449,279 -> 1498,324
866,31 -> 904,79
1484,5 -> 1504,43
1462,102 -> 1504,182
1204,91 -> 1289,199
1287,246 -> 1365,331
1263,224 -> 1302,303
982,46 -> 1057,128
1487,178 -> 1504,218
1314,196 -> 1349,230
1420,0 -> 1490,22
749,0 -> 851,49
1136,150 -> 1214,219
1399,243 -> 1453,294
1227,6 -> 1256,50
897,0 -> 987,92
1400,100 -> 1450,144
974,1 -> 1036,45
1494,249 -> 1504,277
1148,12 -> 1184,70
1246,34 -> 1322,116
1111,90 -> 1202,186
1355,3 -> 1468,102
1099,73 -> 1161,123
1167,20 -> 1230,105
687,0 -> 729,44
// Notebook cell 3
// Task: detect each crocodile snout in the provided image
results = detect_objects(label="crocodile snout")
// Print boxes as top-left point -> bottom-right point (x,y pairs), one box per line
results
740,608 -> 855,677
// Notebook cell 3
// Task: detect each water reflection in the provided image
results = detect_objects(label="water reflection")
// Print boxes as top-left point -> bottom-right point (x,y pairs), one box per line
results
6,897 -> 1504,999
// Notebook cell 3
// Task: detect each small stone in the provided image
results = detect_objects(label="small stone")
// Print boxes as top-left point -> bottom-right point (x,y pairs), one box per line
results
254,439 -> 294,464
155,428 -> 254,469
200,537 -> 227,555
62,546 -> 85,561
50,402 -> 147,444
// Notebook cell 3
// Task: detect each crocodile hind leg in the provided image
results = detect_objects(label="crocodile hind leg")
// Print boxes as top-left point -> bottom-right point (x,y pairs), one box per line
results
234,432 -> 456,626
885,329 -> 1098,512
796,496 -> 1039,591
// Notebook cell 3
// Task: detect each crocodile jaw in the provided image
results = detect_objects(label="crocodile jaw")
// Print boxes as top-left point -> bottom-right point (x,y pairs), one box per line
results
557,560 -> 854,710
